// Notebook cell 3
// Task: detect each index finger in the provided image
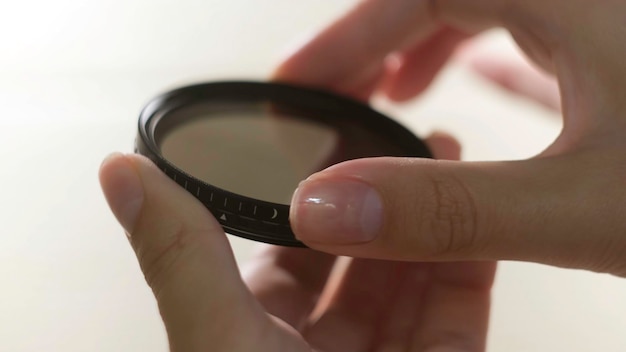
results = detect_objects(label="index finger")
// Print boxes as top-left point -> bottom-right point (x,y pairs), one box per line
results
273,0 -> 440,93
273,0 -> 558,99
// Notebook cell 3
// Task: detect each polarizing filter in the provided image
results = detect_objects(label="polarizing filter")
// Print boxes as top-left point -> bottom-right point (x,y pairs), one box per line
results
135,81 -> 432,247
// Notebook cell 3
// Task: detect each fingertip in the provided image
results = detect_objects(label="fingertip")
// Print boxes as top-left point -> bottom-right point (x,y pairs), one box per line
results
99,151 -> 124,172
383,84 -> 428,103
425,131 -> 462,160
99,152 -> 145,233
270,57 -> 299,84
380,58 -> 431,102
382,28 -> 470,102
271,29 -> 320,82
269,34 -> 335,90
98,152 -> 127,187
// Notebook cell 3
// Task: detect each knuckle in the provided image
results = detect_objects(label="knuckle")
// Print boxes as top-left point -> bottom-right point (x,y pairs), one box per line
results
415,168 -> 480,256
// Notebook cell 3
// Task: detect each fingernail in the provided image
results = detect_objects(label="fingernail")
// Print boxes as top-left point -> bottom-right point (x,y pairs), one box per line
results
100,153 -> 144,233
290,178 -> 383,244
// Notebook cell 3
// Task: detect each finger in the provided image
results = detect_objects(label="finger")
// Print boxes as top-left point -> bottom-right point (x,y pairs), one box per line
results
273,0 -> 569,100
273,0 -> 439,95
303,259 -> 410,352
368,262 -> 432,352
463,50 -> 561,111
289,152 -> 626,274
408,261 -> 496,351
242,246 -> 336,330
302,261 -> 494,352
424,131 -> 462,161
99,153 -> 269,351
382,27 -> 471,102
294,131 -> 464,350
342,63 -> 387,101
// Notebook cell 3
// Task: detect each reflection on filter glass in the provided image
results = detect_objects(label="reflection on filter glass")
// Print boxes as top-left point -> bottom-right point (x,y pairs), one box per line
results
160,107 -> 340,204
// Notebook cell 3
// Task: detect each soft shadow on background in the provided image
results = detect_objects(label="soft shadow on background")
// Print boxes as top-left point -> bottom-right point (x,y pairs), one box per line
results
1,1 -> 625,351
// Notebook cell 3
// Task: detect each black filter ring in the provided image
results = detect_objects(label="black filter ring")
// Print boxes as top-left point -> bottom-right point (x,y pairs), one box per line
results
135,81 -> 432,247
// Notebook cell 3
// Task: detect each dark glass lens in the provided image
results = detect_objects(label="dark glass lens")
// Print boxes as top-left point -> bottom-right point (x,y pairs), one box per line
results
158,100 -> 409,204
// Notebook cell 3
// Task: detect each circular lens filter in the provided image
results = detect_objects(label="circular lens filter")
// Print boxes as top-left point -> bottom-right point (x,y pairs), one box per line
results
135,81 -> 432,247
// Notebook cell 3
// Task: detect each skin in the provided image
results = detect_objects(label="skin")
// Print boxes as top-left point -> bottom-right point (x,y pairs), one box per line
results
100,0 -> 626,351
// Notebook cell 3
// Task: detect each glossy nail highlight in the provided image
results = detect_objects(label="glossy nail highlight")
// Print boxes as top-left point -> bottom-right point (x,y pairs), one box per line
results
290,178 -> 383,244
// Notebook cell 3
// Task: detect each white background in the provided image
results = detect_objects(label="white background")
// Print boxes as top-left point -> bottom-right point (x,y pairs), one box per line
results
1,1 -> 625,351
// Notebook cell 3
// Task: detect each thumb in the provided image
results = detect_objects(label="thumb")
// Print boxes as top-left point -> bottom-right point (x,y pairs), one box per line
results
289,151 -> 625,274
99,153 -> 269,351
